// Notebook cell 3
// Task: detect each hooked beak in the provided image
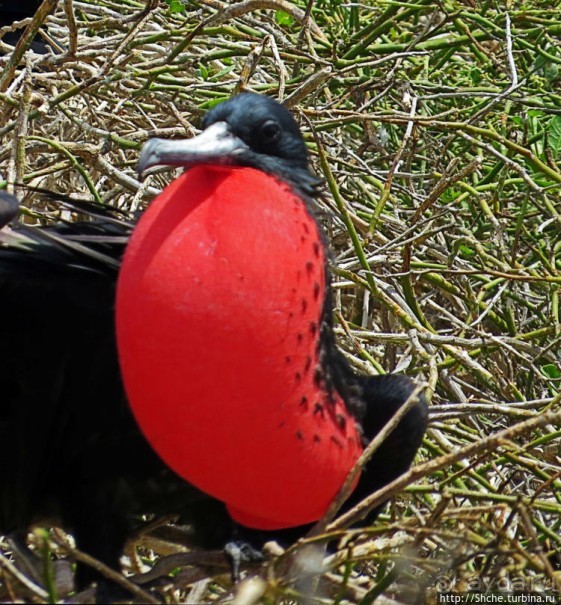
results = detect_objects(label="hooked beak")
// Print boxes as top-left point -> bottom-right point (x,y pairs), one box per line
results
137,122 -> 249,176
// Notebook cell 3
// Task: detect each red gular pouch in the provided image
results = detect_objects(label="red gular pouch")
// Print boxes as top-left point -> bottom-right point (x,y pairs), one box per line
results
116,166 -> 363,530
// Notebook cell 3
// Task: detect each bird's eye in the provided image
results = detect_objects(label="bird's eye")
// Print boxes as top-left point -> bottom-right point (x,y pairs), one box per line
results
261,120 -> 281,141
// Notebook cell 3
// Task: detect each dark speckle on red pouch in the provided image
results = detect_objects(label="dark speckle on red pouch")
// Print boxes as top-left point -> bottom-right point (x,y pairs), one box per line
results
299,396 -> 308,409
330,435 -> 344,449
301,298 -> 307,314
313,241 -> 320,258
314,367 -> 322,387
336,414 -> 347,430
296,430 -> 304,441
313,282 -> 320,300
310,321 -> 317,336
305,261 -> 314,274
304,356 -> 312,373
313,403 -> 325,418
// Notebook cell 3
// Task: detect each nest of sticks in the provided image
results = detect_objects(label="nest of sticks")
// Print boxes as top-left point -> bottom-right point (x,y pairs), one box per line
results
1,1 -> 560,602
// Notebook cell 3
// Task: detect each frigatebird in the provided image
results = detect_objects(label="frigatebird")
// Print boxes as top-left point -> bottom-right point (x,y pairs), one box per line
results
0,93 -> 427,598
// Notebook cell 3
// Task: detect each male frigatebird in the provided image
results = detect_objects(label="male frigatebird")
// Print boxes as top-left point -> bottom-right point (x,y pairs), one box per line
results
0,93 -> 427,596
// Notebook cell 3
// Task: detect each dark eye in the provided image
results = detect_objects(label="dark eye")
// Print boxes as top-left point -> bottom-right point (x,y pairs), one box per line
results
261,120 -> 281,141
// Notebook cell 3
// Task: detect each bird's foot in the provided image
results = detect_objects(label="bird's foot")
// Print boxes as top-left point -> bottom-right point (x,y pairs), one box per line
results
224,540 -> 266,582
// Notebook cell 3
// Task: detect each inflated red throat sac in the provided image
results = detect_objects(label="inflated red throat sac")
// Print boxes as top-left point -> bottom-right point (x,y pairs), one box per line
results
116,165 -> 363,529
116,94 -> 363,531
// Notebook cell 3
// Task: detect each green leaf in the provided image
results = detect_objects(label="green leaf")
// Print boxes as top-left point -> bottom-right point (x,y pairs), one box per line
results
275,10 -> 294,26
201,97 -> 229,110
167,0 -> 186,14
547,116 -> 561,157
209,66 -> 235,81
541,364 -> 561,379
543,61 -> 559,81
470,67 -> 482,86
198,63 -> 209,80
459,244 -> 475,258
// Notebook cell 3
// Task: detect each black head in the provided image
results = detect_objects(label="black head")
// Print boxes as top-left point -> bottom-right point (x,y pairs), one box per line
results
138,93 -> 322,197
201,93 -> 310,170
